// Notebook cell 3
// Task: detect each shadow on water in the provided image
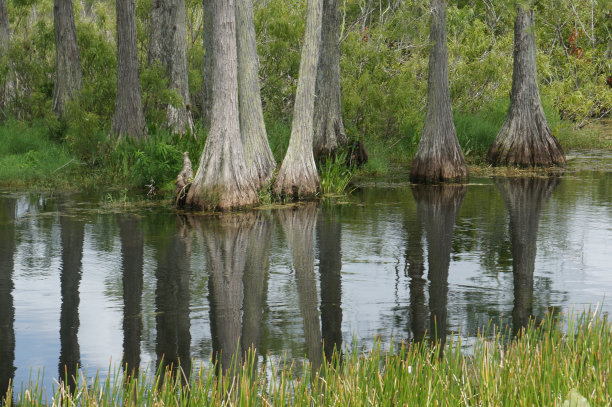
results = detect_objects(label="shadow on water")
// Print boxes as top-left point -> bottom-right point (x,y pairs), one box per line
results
495,176 -> 561,335
117,214 -> 144,379
409,184 -> 466,353
58,208 -> 85,392
154,215 -> 192,383
0,198 -> 16,404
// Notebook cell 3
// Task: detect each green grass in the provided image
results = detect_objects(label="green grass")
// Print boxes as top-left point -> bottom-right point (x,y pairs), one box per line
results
0,120 -> 75,187
319,152 -> 354,195
3,310 -> 610,406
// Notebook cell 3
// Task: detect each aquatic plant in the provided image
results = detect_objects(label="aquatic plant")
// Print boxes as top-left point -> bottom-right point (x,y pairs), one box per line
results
319,152 -> 354,195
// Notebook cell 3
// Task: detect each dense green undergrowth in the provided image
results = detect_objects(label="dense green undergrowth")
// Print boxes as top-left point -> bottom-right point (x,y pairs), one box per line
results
3,310 -> 610,406
0,99 -> 602,194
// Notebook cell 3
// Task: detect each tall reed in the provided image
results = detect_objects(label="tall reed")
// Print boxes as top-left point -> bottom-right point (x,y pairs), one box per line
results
3,310 -> 609,406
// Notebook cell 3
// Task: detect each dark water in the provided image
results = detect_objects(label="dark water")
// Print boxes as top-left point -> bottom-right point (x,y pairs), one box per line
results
1,157 -> 612,397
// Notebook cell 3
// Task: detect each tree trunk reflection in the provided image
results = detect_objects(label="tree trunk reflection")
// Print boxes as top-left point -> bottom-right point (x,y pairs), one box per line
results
495,177 -> 560,334
278,204 -> 322,372
403,204 -> 427,343
154,216 -> 192,382
197,214 -> 252,374
58,212 -> 85,391
412,185 -> 466,351
0,198 -> 16,403
117,214 -> 144,379
317,206 -> 343,362
241,213 -> 273,367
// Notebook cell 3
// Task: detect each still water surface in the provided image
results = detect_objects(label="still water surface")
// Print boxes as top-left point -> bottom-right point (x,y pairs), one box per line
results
1,155 -> 611,397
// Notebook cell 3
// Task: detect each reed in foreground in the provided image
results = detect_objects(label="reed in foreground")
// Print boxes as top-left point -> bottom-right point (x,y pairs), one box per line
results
3,311 -> 610,406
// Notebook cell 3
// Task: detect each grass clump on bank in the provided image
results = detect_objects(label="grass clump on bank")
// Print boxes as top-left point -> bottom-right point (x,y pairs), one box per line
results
0,120 -> 75,187
4,310 -> 610,406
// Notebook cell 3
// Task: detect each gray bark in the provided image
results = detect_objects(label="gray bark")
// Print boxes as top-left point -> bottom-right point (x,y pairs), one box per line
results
494,176 -> 560,334
202,0 -> 213,128
0,0 -> 8,49
313,0 -> 347,159
0,0 -> 11,110
79,0 -> 96,20
149,0 -> 194,136
186,0 -> 258,211
0,199 -> 15,404
410,0 -> 467,184
487,5 -> 566,167
117,214 -> 144,379
112,0 -> 147,139
52,0 -> 83,118
273,0 -> 322,198
154,217 -> 192,382
58,214 -> 85,392
278,204 -> 322,372
412,184 -> 466,352
236,0 -> 275,189
317,208 -> 343,361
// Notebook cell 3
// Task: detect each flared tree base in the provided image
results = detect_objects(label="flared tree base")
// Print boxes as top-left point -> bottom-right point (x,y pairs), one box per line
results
273,159 -> 319,199
409,154 -> 468,184
487,116 -> 566,167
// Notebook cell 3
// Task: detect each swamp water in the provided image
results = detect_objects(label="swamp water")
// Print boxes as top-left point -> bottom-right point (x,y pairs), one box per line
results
1,154 -> 611,398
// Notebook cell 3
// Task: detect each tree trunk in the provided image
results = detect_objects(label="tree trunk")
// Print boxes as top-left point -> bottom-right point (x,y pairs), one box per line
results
0,0 -> 8,50
154,217 -> 192,382
149,0 -> 194,136
186,0 -> 258,211
273,0 -> 322,198
202,0 -> 213,128
412,184 -> 466,352
313,0 -> 347,159
200,214 -> 254,374
278,204 -> 322,372
494,176 -> 560,334
0,199 -> 15,404
487,5 -> 566,167
58,214 -> 85,392
317,207 -> 343,361
117,214 -> 144,379
410,0 -> 467,184
0,0 -> 12,111
403,206 -> 427,343
241,212 -> 272,363
236,0 -> 275,189
112,0 -> 147,139
52,0 -> 83,118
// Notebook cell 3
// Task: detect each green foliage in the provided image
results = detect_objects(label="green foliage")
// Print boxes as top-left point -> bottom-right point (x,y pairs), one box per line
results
140,62 -> 183,127
265,116 -> 291,163
100,127 -> 206,193
454,99 -> 509,157
255,0 -> 305,121
0,120 -> 74,185
319,152 -> 354,195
